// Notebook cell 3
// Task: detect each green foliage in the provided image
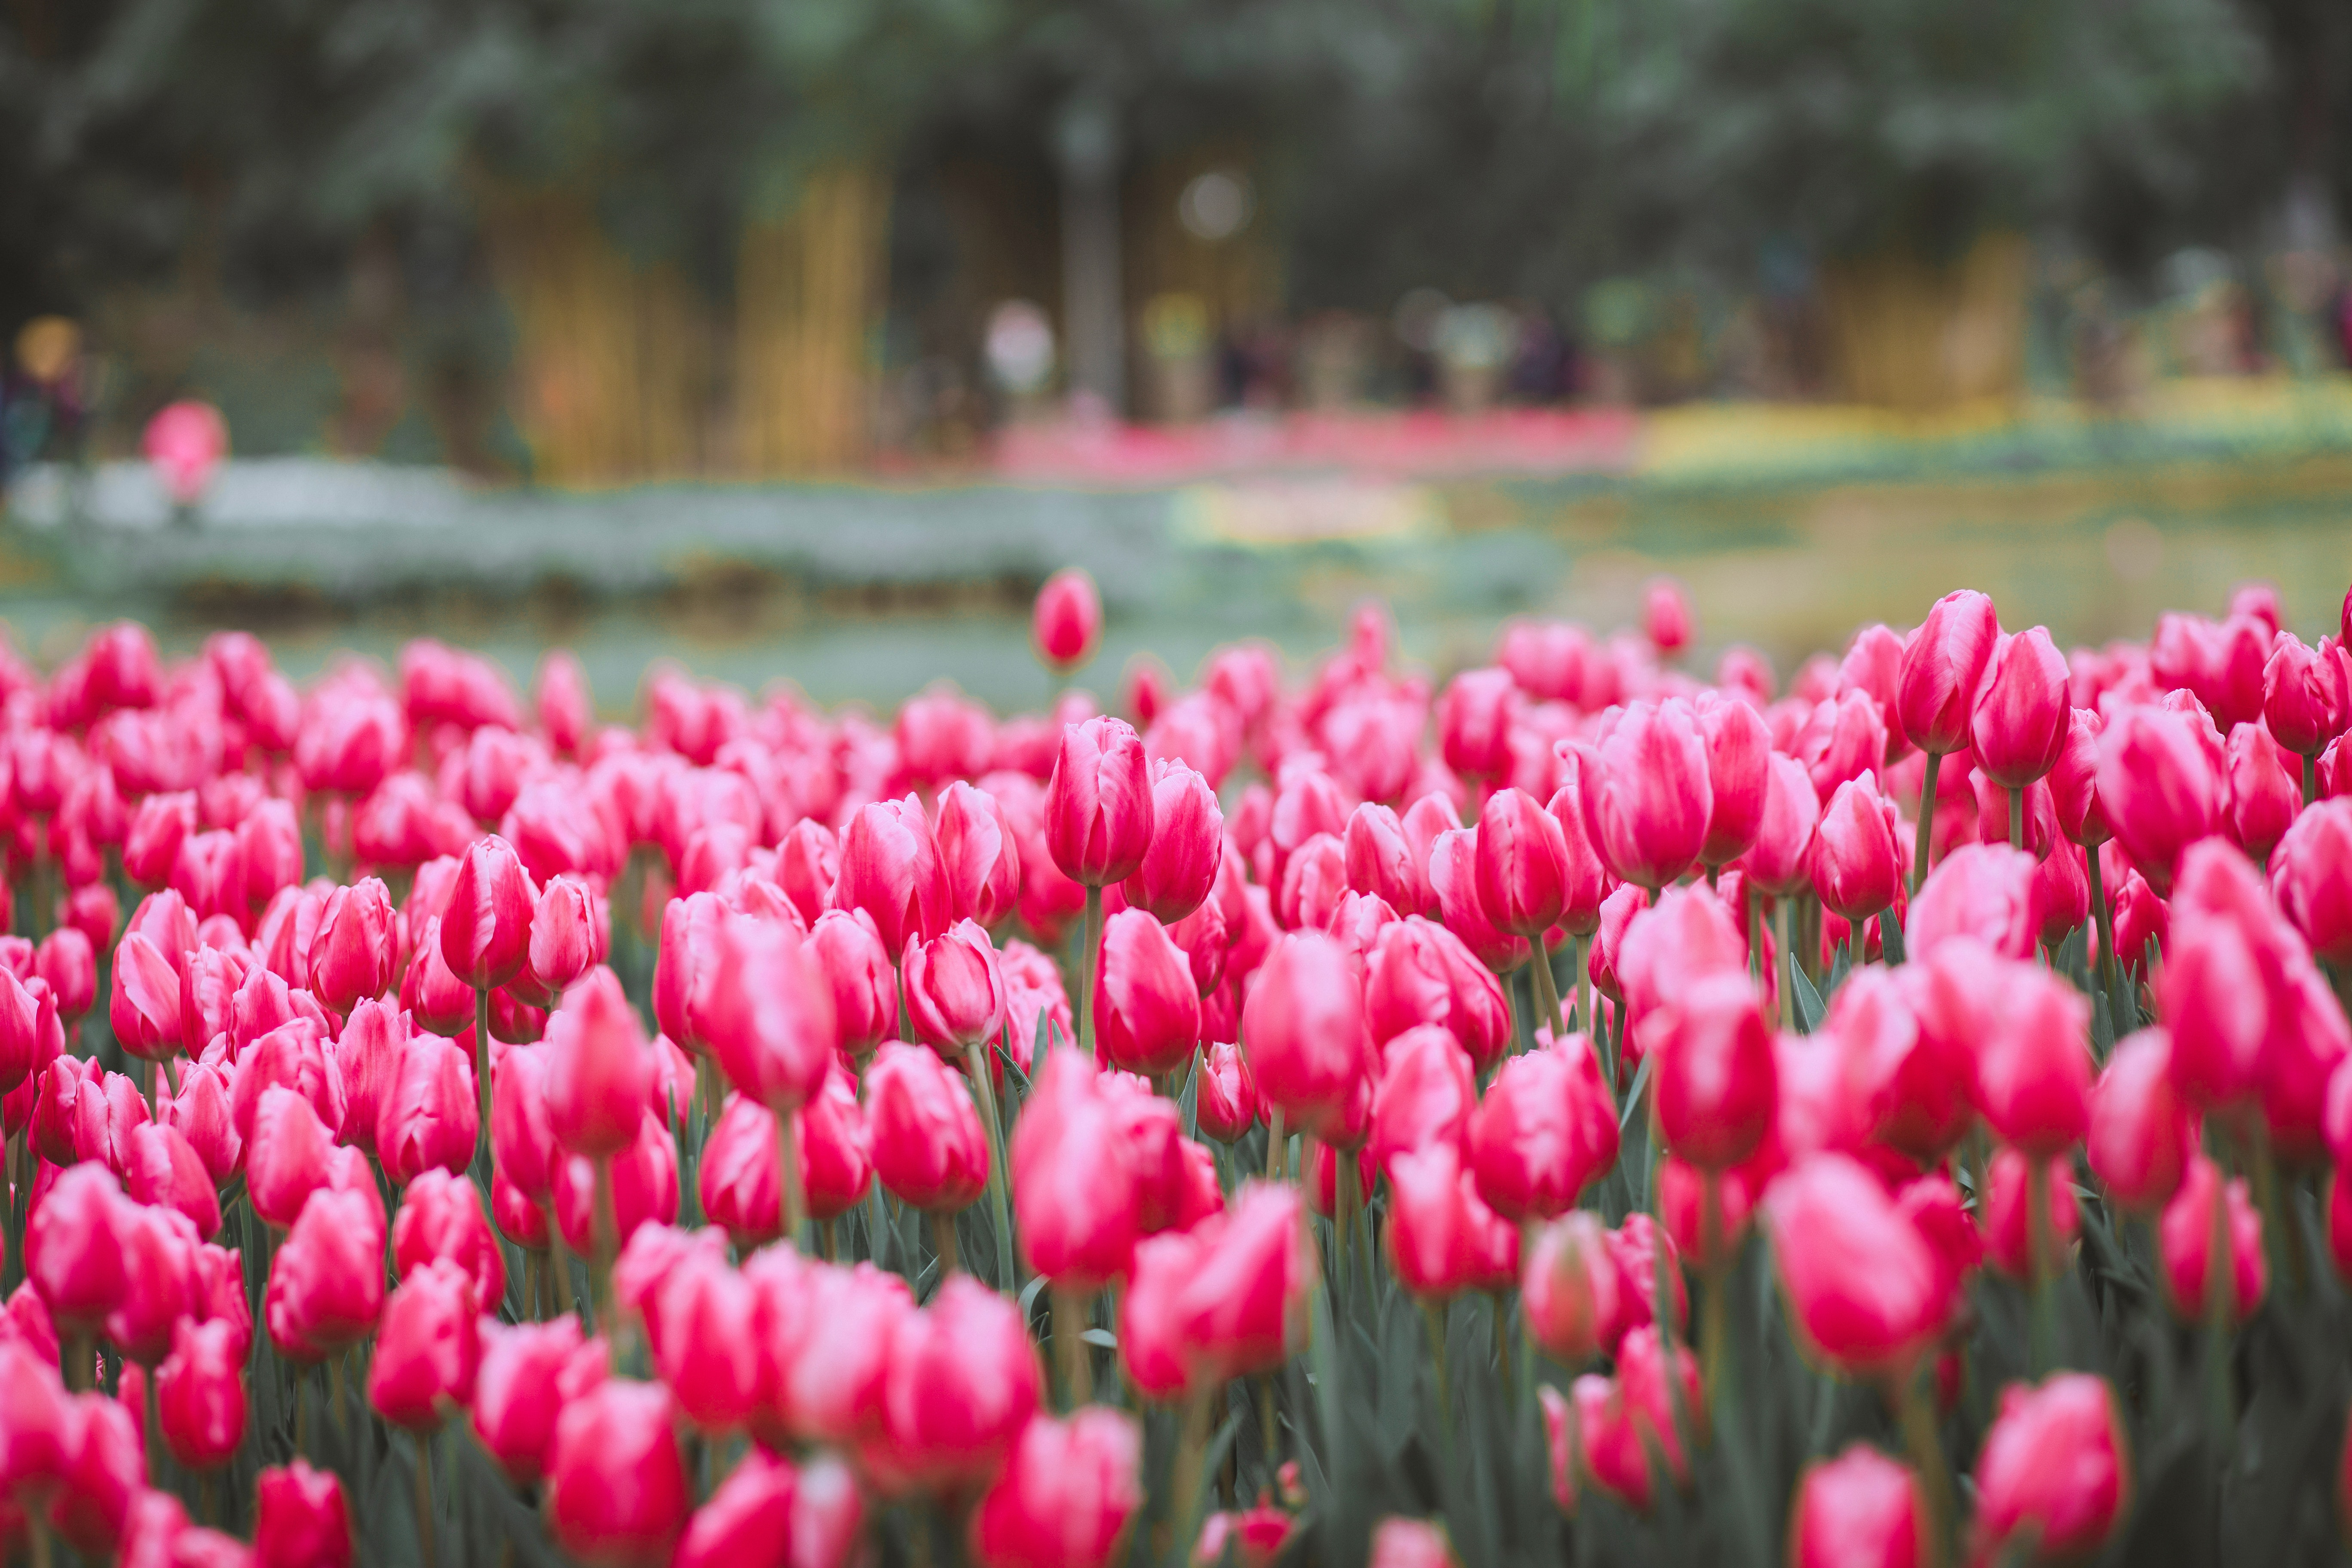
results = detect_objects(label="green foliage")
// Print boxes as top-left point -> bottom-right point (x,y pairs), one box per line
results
0,0 -> 2334,323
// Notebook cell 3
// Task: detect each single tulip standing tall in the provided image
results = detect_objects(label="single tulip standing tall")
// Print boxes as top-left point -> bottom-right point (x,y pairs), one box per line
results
1897,588 -> 1999,889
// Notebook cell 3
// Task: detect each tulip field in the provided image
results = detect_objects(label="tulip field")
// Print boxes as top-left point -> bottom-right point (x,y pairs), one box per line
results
0,567 -> 2349,1568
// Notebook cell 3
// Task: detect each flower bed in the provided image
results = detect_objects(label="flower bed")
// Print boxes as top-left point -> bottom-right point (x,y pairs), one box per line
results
0,569 -> 2348,1567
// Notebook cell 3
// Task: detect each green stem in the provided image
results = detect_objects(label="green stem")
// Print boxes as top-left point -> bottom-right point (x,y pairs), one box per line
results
414,1430 -> 438,1568
2009,785 -> 2024,852
1777,897 -> 1794,1033
931,1210 -> 959,1276
591,1155 -> 618,1336
1078,885 -> 1103,1060
546,1218 -> 580,1323
2304,751 -> 2319,808
473,984 -> 494,1198
1053,1287 -> 1094,1408
1528,935 -> 1562,1047
774,1100 -> 807,1251
2204,1135 -> 2235,1444
1911,749 -> 1943,897
1332,1133 -> 1354,1308
1743,879 -> 1761,986
964,1042 -> 1019,1291
1574,936 -> 1592,1037
1422,1300 -> 1453,1452
2026,1157 -> 2057,1375
1266,1106 -> 1287,1182
1897,1368 -> 1954,1568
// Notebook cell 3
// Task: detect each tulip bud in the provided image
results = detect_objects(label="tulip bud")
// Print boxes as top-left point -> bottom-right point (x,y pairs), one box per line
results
867,1041 -> 989,1213
157,1316 -> 247,1470
109,931 -> 184,1062
837,796 -> 952,954
2275,799 -> 2352,968
1741,754 -> 1821,897
1810,771 -> 1903,925
230,1020 -> 343,1145
124,1122 -> 218,1242
1571,699 -> 1713,891
2049,706 -> 2109,848
438,836 -> 535,990
905,919 -> 1005,1057
882,1274 -> 1043,1492
1644,971 -> 1776,1170
403,918 -> 477,1037
1788,1446 -> 1928,1568
1799,687 -> 1892,801
1978,1146 -> 2080,1280
808,909 -> 898,1058
161,1061 -> 240,1186
1972,628 -> 2070,789
28,1162 -> 132,1335
2158,1154 -> 2265,1325
1969,1375 -> 2130,1564
1240,932 -> 1370,1139
1386,1143 -> 1519,1298
35,928 -> 95,1025
1011,1049 -> 1141,1291
755,1257 -> 903,1448
472,1316 -> 595,1483
2093,706 -> 2218,896
1696,692 -> 1771,867
1363,917 -> 1511,1071
1470,1039 -> 1619,1221
970,1407 -> 1142,1568
1897,590 -> 1999,755
2157,841 -> 2289,1111
1177,1181 -> 1313,1382
671,1449 -> 797,1568
545,968 -> 656,1157
254,1460 -> 352,1568
552,1110 -> 681,1258
1276,831 -> 1346,931
1367,1025 -> 1476,1174
1436,666 -> 1517,779
2223,720 -> 2299,861
1472,787 -> 1571,939
1345,803 -> 1429,915
1428,828 -> 1530,974
1094,910 -> 1200,1076
2263,633 -> 2351,757
776,818 -> 841,926
392,1168 -> 508,1309
1191,1040 -> 1258,1143
1974,958 -> 2091,1157
548,1380 -> 692,1565
704,916 -> 836,1110
49,1389 -> 145,1557
1047,717 -> 1156,888
519,876 -> 603,1007
1907,842 -> 2037,961
2088,1029 -> 2194,1213
264,1187 -> 385,1363
648,1254 -> 762,1435
1121,761 -> 1222,924
929,781 -> 1020,930
1763,1154 -> 1953,1381
1521,1212 -> 1621,1365
376,1031 -> 479,1187
306,878 -> 395,1015
1033,568 -> 1102,672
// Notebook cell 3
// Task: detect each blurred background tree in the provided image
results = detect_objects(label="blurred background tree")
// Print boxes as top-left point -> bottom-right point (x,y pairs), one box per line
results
1,0 -> 2341,476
